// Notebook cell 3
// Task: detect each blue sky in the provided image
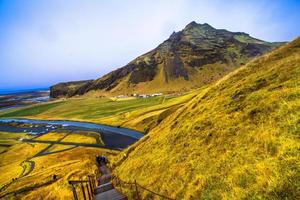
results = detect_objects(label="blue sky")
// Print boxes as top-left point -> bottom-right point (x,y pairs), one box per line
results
0,0 -> 299,91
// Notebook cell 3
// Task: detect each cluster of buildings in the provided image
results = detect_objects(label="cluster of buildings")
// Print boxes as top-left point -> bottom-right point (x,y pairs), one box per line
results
132,93 -> 163,98
116,93 -> 163,99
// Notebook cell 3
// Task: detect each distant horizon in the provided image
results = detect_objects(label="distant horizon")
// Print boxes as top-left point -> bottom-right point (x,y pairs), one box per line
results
0,87 -> 50,95
1,0 -> 299,90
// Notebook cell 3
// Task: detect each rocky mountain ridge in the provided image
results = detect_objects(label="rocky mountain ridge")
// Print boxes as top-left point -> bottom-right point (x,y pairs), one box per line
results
50,21 -> 283,98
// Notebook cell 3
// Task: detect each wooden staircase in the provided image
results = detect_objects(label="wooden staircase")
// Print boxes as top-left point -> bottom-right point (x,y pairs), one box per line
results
94,165 -> 127,200
68,158 -> 173,199
68,164 -> 126,200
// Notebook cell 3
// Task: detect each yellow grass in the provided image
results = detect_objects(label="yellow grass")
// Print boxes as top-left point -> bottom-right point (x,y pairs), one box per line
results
62,133 -> 96,144
0,143 -> 49,188
0,130 -> 116,199
35,132 -> 66,141
0,132 -> 28,141
0,37 -> 298,200
0,146 -> 7,154
112,38 -> 300,199
0,132 -> 30,153
46,144 -> 76,153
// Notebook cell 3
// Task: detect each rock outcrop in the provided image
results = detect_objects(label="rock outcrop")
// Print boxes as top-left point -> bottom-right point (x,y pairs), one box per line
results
50,80 -> 92,98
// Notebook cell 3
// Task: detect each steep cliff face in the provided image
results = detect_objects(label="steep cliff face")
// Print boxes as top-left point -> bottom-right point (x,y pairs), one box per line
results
50,22 -> 283,98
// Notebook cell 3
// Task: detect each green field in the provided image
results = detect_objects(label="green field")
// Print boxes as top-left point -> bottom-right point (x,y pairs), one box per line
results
0,91 -> 199,132
0,97 -> 161,119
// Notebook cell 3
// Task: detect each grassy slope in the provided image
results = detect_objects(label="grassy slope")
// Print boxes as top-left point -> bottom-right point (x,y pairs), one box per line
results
112,38 -> 300,199
0,131 -> 115,199
0,132 -> 30,153
0,90 -> 199,132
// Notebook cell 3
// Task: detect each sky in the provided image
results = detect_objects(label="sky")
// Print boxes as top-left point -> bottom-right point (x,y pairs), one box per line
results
0,0 -> 299,91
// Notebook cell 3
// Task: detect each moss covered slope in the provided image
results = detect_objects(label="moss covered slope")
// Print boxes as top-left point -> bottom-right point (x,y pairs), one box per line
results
113,38 -> 300,199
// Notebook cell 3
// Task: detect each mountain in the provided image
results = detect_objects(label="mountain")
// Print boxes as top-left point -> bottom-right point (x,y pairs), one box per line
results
50,22 -> 283,98
50,80 -> 92,98
112,38 -> 300,199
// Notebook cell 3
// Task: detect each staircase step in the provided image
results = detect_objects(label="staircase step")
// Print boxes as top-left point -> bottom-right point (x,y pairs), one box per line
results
95,182 -> 114,194
99,174 -> 111,184
94,189 -> 127,200
99,166 -> 111,174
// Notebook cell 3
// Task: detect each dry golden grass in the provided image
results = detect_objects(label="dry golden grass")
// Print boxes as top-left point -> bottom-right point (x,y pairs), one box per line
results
0,132 -> 28,141
35,132 -> 66,141
46,144 -> 76,153
0,37 -> 297,200
19,147 -> 113,200
112,38 -> 300,199
62,133 -> 96,144
0,132 -> 30,153
0,143 -> 48,189
0,146 -> 7,154
0,130 -> 116,199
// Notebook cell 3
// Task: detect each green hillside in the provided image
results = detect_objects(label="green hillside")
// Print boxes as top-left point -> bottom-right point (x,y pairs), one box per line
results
50,22 -> 282,98
112,38 -> 300,199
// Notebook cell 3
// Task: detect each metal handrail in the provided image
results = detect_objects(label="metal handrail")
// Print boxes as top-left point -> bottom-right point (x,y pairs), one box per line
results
112,174 -> 175,200
68,162 -> 174,200
68,174 -> 97,200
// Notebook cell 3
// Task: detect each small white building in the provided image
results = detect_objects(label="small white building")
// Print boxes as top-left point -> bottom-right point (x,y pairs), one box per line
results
117,95 -> 126,98
150,93 -> 163,97
138,94 -> 147,98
